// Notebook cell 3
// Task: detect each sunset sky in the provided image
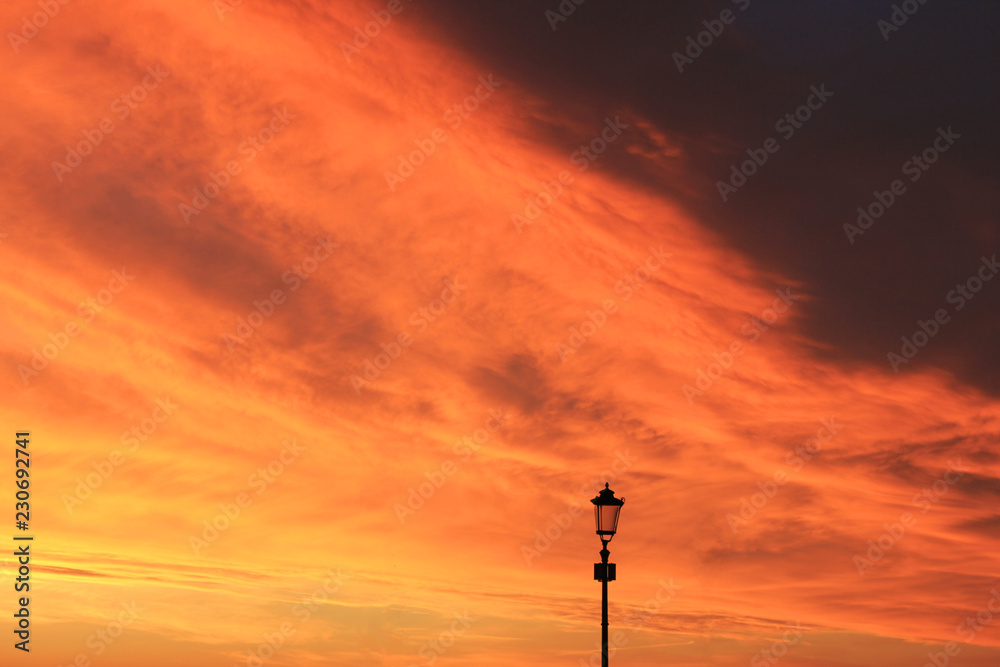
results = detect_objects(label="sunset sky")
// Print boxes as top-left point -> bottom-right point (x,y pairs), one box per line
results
2,0 -> 1000,665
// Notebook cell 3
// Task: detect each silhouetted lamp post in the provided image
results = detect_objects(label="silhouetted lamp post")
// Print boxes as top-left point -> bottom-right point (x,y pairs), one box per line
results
591,482 -> 624,667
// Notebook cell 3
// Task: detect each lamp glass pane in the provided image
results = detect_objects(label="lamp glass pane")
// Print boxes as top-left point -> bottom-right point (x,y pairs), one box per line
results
596,504 -> 621,538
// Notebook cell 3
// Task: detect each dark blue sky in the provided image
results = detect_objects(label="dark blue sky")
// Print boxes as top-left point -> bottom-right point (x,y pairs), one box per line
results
413,0 -> 1000,393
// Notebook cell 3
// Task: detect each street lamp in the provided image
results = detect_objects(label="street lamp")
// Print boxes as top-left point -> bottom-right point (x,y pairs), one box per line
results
591,483 -> 624,667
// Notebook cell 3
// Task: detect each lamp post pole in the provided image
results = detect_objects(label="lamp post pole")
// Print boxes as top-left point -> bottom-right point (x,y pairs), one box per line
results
601,541 -> 610,667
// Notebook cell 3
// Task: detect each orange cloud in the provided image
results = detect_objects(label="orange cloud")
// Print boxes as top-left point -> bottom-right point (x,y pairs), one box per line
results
1,0 -> 998,665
